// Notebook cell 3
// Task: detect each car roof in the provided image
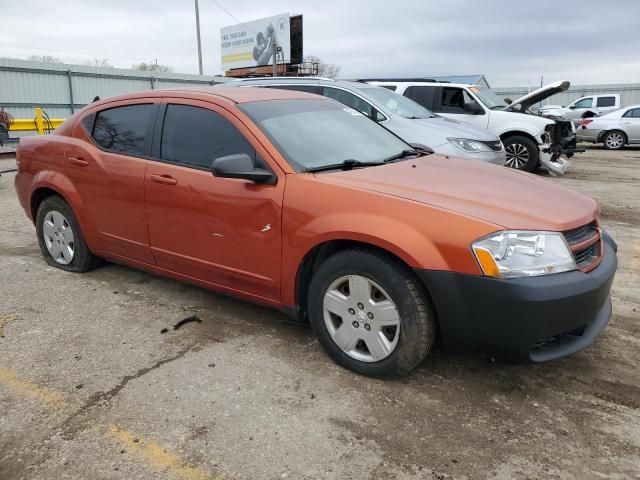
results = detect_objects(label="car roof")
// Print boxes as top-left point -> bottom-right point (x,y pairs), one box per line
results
89,86 -> 319,108
227,78 -> 398,115
231,77 -> 370,89
369,80 -> 475,88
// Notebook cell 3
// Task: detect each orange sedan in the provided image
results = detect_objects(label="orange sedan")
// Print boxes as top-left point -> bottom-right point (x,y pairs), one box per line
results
14,87 -> 617,377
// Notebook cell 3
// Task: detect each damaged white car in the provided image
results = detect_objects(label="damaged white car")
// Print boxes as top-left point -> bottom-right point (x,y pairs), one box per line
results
366,79 -> 581,175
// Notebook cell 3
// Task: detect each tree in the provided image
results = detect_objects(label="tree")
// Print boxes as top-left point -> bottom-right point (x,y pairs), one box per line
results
303,55 -> 341,79
131,61 -> 173,73
84,58 -> 112,68
28,55 -> 64,64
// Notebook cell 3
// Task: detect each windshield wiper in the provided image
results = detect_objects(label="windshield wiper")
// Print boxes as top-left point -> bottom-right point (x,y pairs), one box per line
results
303,159 -> 384,173
382,149 -> 421,163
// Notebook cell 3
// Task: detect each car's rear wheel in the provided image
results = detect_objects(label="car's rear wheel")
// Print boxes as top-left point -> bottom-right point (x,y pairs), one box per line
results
307,248 -> 436,377
503,135 -> 539,172
602,130 -> 626,150
36,195 -> 98,272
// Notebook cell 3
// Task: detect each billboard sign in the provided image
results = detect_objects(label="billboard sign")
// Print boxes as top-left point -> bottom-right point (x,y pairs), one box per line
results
221,13 -> 291,70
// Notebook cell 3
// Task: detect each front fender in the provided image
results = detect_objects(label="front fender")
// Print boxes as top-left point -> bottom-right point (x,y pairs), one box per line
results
280,210 -> 471,307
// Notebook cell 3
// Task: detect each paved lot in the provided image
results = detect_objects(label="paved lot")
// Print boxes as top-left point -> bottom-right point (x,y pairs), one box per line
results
1,148 -> 638,479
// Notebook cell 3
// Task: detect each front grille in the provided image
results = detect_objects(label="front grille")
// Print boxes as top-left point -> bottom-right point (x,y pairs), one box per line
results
562,221 -> 601,272
481,140 -> 504,152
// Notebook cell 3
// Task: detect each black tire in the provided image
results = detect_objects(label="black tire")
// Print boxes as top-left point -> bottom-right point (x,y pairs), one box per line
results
36,195 -> 99,272
503,135 -> 539,172
602,130 -> 626,150
307,248 -> 436,377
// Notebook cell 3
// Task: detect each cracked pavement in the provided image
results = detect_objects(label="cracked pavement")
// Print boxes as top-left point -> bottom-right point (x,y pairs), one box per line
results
0,148 -> 639,479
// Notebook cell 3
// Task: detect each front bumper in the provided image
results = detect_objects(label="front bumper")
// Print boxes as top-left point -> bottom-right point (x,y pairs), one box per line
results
433,142 -> 506,165
414,232 -> 617,362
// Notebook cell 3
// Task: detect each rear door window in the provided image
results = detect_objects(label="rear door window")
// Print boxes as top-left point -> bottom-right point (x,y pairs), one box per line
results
404,86 -> 437,110
160,104 -> 263,170
92,104 -> 154,156
321,87 -> 374,118
596,96 -> 616,107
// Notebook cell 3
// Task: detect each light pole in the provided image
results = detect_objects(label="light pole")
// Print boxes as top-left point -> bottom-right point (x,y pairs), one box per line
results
194,0 -> 203,75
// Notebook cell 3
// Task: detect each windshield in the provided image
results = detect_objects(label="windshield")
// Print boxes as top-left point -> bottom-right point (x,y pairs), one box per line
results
360,87 -> 436,119
240,99 -> 411,172
470,86 -> 508,110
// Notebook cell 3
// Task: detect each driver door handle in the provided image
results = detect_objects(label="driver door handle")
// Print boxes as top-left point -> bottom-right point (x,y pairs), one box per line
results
150,174 -> 178,185
69,157 -> 89,166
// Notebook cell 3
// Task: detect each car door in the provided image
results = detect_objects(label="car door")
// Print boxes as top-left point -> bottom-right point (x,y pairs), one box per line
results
621,108 -> 640,142
403,85 -> 438,111
144,100 -> 284,301
67,102 -> 157,263
567,97 -> 593,120
431,86 -> 489,129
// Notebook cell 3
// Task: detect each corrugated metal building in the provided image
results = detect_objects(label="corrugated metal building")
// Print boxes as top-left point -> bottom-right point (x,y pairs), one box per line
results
0,57 -> 233,121
494,83 -> 640,108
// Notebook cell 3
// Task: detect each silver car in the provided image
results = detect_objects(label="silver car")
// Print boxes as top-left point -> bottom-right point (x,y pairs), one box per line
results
577,105 -> 640,150
228,78 -> 506,165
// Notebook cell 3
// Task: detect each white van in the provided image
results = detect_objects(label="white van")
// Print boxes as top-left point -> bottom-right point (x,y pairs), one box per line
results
365,79 -> 579,174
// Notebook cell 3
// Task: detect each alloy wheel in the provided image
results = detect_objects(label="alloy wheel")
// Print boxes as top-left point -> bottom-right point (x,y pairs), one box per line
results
605,132 -> 625,149
505,143 -> 529,169
42,210 -> 75,265
322,275 -> 400,362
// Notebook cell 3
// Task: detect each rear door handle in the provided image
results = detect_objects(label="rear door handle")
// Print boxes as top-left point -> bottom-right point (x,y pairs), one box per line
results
69,157 -> 89,166
150,174 -> 178,185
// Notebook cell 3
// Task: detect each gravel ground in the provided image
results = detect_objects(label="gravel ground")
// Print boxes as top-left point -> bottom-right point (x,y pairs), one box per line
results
0,147 -> 638,480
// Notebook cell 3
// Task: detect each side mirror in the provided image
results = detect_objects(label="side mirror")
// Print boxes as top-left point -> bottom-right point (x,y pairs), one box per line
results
568,105 -> 577,109
463,102 -> 484,115
211,153 -> 275,184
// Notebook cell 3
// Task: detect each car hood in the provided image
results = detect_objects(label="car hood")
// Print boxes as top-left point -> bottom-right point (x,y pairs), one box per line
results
505,81 -> 571,113
407,116 -> 498,142
319,154 -> 596,231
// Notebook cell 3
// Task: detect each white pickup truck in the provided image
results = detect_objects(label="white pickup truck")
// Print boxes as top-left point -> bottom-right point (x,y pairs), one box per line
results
539,94 -> 621,122
365,79 -> 580,174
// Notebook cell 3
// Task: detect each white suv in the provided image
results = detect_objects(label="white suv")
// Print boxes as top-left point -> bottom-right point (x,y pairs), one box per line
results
366,79 -> 579,174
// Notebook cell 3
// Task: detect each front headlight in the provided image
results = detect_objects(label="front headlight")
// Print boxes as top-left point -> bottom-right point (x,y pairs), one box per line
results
447,137 -> 492,153
472,231 -> 576,278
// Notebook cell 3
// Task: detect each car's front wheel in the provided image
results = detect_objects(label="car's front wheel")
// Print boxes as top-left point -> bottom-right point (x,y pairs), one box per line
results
503,135 -> 539,172
602,130 -> 626,150
307,248 -> 436,377
36,195 -> 99,272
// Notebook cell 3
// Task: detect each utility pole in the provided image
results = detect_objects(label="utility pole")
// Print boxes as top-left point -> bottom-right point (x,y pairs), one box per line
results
194,0 -> 203,75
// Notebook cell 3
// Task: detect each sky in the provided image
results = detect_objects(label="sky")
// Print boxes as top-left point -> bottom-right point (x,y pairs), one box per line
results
1,0 -> 640,87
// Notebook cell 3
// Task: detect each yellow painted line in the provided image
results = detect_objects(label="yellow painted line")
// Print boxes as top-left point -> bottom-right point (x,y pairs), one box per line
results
0,367 -> 69,408
0,367 -> 219,480
108,426 -> 218,480
0,314 -> 18,336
